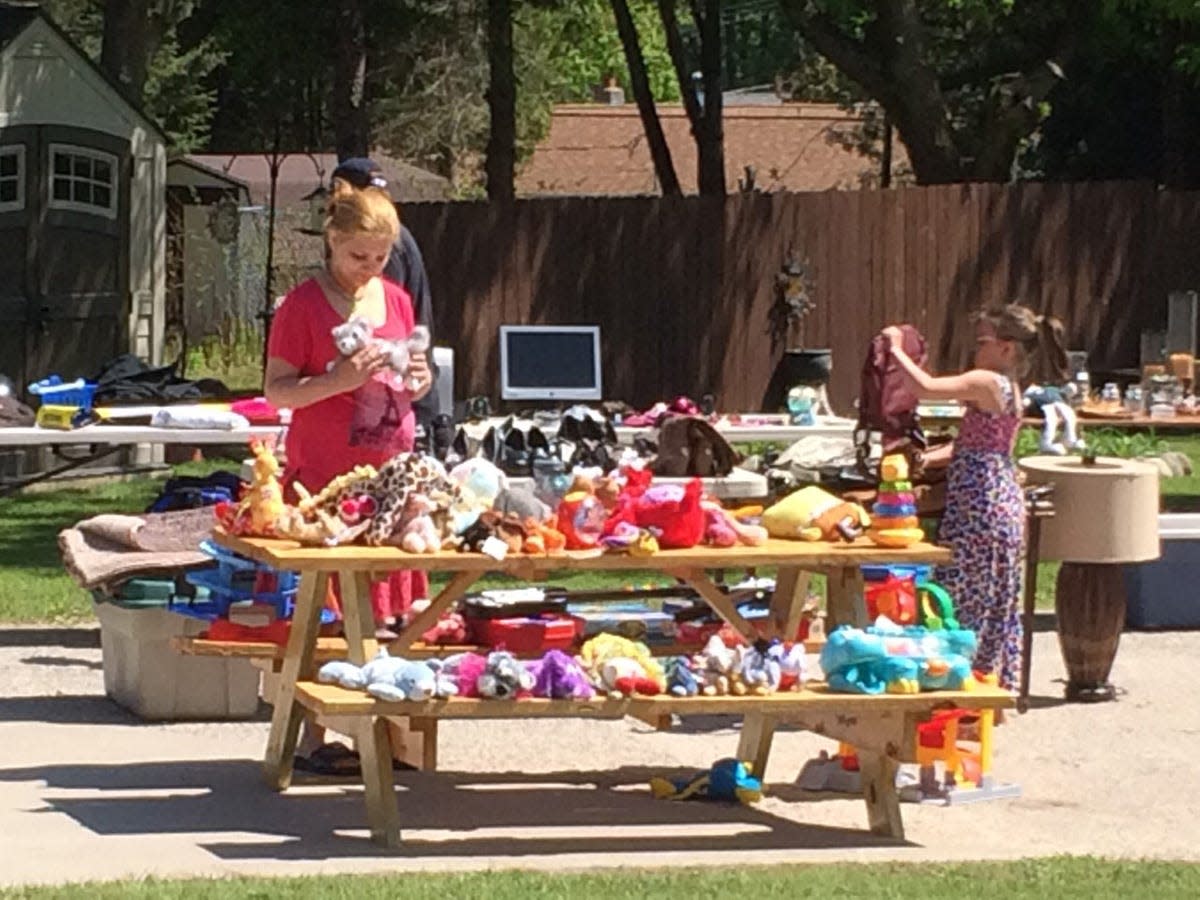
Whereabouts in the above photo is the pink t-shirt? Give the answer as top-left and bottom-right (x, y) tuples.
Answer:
(268, 276), (417, 495)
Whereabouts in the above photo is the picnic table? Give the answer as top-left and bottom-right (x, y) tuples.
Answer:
(203, 530), (1012, 848)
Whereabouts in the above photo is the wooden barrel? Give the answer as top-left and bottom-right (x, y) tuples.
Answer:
(1055, 562), (1126, 702)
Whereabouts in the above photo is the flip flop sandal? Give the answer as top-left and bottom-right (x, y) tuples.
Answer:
(294, 742), (361, 776)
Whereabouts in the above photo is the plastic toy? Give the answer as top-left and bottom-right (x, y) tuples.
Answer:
(650, 758), (763, 804)
(868, 454), (924, 548)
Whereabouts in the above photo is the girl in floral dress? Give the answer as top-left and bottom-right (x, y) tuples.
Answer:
(884, 306), (1069, 690)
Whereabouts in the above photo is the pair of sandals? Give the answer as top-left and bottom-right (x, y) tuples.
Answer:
(293, 741), (418, 777)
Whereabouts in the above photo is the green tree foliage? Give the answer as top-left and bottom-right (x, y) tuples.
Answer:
(42, 0), (224, 153)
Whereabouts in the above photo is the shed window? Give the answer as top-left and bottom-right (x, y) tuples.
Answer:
(0, 145), (24, 212)
(48, 145), (117, 218)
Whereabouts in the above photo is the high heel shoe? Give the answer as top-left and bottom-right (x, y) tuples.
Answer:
(503, 426), (532, 476)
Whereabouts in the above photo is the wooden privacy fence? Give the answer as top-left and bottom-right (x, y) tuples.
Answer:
(402, 182), (1200, 414)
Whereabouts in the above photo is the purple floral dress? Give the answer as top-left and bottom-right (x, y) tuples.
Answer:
(934, 375), (1025, 689)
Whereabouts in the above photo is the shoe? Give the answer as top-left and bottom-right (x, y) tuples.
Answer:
(430, 413), (455, 461)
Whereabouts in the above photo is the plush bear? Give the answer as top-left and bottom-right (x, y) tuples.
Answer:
(702, 500), (768, 547)
(527, 649), (595, 700)
(477, 650), (535, 699)
(397, 493), (443, 553)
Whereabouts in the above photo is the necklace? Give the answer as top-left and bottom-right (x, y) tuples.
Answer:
(319, 269), (373, 318)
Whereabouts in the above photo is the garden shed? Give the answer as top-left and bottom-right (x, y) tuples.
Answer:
(0, 1), (167, 393)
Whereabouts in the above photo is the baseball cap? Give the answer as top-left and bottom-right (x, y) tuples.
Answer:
(331, 157), (389, 191)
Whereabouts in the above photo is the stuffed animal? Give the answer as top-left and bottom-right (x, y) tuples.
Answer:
(527, 649), (595, 700)
(693, 634), (738, 695)
(702, 500), (769, 547)
(602, 472), (707, 549)
(331, 316), (431, 391)
(762, 485), (870, 542)
(441, 652), (488, 698)
(477, 651), (535, 699)
(738, 639), (784, 695)
(819, 620), (978, 695)
(599, 520), (660, 555)
(1026, 383), (1085, 455)
(317, 660), (367, 690)
(578, 633), (666, 697)
(650, 758), (763, 804)
(666, 656), (700, 697)
(397, 493), (443, 553)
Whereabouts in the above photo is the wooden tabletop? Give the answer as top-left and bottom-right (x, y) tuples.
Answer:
(293, 680), (1013, 719)
(213, 529), (952, 574)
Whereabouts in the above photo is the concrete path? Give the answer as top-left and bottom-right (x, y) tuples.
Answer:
(2, 625), (1197, 886)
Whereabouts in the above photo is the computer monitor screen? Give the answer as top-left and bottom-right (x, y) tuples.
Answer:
(499, 325), (602, 401)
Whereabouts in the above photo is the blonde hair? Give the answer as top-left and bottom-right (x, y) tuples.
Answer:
(972, 303), (1069, 383)
(324, 176), (400, 244)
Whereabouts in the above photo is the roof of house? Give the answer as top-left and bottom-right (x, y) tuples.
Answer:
(516, 101), (908, 197)
(185, 152), (452, 207)
(0, 0), (168, 141)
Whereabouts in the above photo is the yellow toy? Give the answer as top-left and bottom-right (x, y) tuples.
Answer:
(869, 453), (924, 548)
(240, 439), (286, 535)
(761, 485), (870, 542)
(577, 633), (666, 696)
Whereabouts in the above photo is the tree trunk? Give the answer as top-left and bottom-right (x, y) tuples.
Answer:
(101, 0), (153, 102)
(611, 0), (682, 196)
(485, 0), (517, 204)
(695, 0), (726, 195)
(331, 0), (370, 159)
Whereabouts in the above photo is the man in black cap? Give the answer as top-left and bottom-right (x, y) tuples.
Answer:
(330, 157), (442, 446)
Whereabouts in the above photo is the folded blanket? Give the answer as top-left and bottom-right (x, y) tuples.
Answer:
(150, 408), (251, 430)
(58, 507), (215, 592)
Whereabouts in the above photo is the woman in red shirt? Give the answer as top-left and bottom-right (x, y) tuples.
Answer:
(264, 175), (432, 637)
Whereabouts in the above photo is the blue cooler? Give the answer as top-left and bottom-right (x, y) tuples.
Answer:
(1124, 515), (1200, 629)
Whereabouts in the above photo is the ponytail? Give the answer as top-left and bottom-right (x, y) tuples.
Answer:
(1032, 313), (1070, 384)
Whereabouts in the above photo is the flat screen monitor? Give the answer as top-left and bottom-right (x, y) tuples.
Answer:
(499, 325), (602, 401)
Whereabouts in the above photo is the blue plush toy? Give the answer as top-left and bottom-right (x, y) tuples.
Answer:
(666, 656), (700, 697)
(820, 620), (978, 694)
(650, 758), (763, 804)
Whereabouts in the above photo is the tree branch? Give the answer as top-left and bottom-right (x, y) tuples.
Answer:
(780, 4), (892, 102)
(610, 0), (682, 196)
(657, 0), (703, 134)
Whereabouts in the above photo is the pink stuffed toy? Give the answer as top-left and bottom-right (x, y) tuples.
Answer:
(702, 501), (768, 547)
(445, 652), (489, 698)
(398, 493), (442, 553)
(604, 474), (706, 549)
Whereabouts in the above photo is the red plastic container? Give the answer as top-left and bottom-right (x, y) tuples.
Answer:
(468, 614), (581, 653)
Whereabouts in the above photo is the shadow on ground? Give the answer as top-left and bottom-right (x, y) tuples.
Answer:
(0, 759), (906, 861)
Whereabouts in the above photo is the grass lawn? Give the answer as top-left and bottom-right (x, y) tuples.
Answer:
(2, 429), (1198, 624)
(3, 858), (1200, 899)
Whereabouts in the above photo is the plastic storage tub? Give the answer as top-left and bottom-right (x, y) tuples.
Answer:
(467, 613), (581, 653)
(93, 577), (260, 720)
(28, 376), (97, 411)
(1124, 514), (1200, 629)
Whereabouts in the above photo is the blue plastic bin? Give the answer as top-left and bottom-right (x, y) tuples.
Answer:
(28, 376), (97, 411)
(177, 540), (334, 623)
(1124, 515), (1200, 629)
